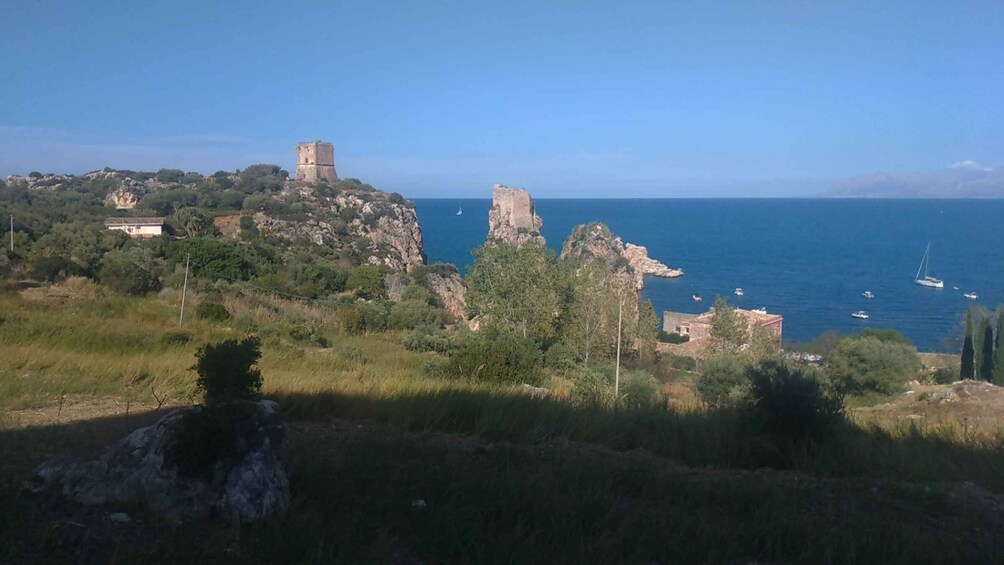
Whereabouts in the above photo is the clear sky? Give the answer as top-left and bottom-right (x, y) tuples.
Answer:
(1, 1), (1002, 197)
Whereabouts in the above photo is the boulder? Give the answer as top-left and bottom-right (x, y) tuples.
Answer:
(31, 400), (289, 523)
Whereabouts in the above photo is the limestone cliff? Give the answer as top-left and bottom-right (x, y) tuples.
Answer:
(252, 180), (426, 272)
(623, 243), (684, 281)
(487, 184), (545, 247)
(425, 267), (467, 321)
(561, 223), (682, 290)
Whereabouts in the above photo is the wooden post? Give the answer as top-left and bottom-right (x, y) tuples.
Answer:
(179, 254), (190, 327)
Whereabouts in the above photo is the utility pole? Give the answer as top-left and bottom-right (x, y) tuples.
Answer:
(9, 214), (12, 253)
(614, 290), (623, 404)
(178, 254), (190, 327)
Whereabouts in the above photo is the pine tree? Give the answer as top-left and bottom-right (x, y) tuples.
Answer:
(979, 323), (994, 382)
(960, 311), (975, 380)
(994, 309), (1004, 386)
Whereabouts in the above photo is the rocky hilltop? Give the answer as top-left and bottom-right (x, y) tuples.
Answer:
(561, 222), (683, 290)
(487, 184), (545, 247)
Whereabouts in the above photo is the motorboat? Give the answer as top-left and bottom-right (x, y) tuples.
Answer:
(914, 243), (944, 288)
(862, 291), (874, 299)
(851, 311), (869, 320)
(692, 294), (702, 302)
(952, 286), (960, 291)
(734, 288), (744, 296)
(751, 307), (767, 314)
(964, 292), (979, 300)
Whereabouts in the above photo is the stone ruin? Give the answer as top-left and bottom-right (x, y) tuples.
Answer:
(487, 184), (545, 247)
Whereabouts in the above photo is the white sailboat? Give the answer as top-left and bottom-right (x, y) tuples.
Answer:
(914, 243), (944, 288)
(456, 206), (463, 216)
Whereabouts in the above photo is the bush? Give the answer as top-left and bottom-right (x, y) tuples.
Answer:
(748, 360), (844, 442)
(192, 337), (263, 406)
(336, 305), (366, 335)
(196, 302), (230, 322)
(658, 331), (690, 344)
(99, 248), (162, 295)
(619, 368), (660, 409)
(567, 364), (659, 408)
(164, 403), (257, 479)
(347, 265), (385, 299)
(695, 354), (750, 408)
(543, 343), (576, 369)
(403, 326), (453, 354)
(826, 336), (921, 395)
(388, 299), (443, 330)
(449, 334), (541, 385)
(281, 316), (329, 347)
(659, 352), (697, 372)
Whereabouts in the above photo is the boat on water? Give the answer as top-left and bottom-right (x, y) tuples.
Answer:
(914, 243), (944, 288)
(751, 307), (767, 314)
(692, 294), (702, 302)
(456, 206), (463, 216)
(862, 291), (874, 299)
(734, 288), (744, 296)
(851, 311), (869, 320)
(953, 286), (960, 291)
(964, 292), (979, 300)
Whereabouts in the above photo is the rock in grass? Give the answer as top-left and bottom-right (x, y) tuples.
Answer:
(31, 400), (289, 523)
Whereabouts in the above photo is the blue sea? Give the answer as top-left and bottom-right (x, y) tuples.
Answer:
(413, 199), (1004, 352)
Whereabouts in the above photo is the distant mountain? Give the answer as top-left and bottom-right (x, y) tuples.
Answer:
(825, 167), (1004, 198)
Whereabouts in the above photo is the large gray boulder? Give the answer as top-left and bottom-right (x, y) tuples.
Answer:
(32, 400), (289, 523)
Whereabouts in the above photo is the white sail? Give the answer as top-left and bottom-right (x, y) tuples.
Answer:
(914, 243), (944, 288)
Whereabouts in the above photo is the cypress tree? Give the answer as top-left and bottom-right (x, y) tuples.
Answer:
(979, 323), (994, 382)
(994, 310), (1004, 386)
(960, 311), (975, 380)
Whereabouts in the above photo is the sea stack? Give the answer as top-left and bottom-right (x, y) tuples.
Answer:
(487, 184), (545, 247)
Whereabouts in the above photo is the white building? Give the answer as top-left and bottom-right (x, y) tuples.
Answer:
(104, 217), (165, 238)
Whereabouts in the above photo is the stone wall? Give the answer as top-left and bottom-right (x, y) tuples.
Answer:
(486, 184), (545, 247)
(295, 141), (338, 183)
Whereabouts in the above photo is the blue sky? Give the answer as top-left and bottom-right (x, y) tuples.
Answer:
(1, 1), (1002, 197)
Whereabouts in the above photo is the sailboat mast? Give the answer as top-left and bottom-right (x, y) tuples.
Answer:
(915, 243), (929, 280)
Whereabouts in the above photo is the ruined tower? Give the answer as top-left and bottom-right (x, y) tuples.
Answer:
(295, 140), (338, 183)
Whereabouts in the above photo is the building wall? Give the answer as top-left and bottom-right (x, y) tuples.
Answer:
(108, 224), (162, 238)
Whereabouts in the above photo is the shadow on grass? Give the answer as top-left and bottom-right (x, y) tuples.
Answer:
(2, 392), (1004, 563)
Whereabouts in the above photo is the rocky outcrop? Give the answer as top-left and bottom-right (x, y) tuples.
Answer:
(104, 177), (153, 209)
(487, 184), (545, 247)
(253, 181), (426, 272)
(425, 267), (467, 321)
(623, 243), (684, 281)
(561, 223), (682, 290)
(31, 400), (289, 524)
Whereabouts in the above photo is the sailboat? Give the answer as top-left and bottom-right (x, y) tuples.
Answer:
(914, 243), (944, 288)
(456, 205), (463, 216)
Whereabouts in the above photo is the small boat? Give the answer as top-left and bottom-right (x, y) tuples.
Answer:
(952, 286), (960, 291)
(914, 243), (944, 288)
(692, 294), (702, 302)
(862, 291), (874, 299)
(734, 288), (744, 296)
(964, 292), (979, 300)
(852, 311), (869, 320)
(456, 206), (463, 216)
(751, 307), (767, 314)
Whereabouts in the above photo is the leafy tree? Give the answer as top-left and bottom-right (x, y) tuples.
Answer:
(638, 299), (660, 362)
(196, 302), (230, 322)
(388, 299), (443, 330)
(169, 238), (253, 282)
(707, 296), (747, 355)
(856, 328), (912, 346)
(465, 242), (565, 344)
(695, 354), (750, 408)
(99, 247), (163, 295)
(748, 360), (843, 442)
(347, 264), (385, 299)
(27, 221), (126, 277)
(827, 336), (921, 395)
(448, 333), (542, 385)
(560, 260), (632, 362)
(192, 337), (263, 406)
(171, 207), (213, 238)
(238, 164), (288, 193)
(155, 168), (186, 184)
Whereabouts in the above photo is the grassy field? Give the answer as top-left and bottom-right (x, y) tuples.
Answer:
(2, 287), (1004, 563)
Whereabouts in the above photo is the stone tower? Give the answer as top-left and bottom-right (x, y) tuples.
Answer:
(295, 140), (338, 183)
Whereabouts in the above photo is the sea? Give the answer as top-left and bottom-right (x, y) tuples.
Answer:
(412, 198), (1004, 352)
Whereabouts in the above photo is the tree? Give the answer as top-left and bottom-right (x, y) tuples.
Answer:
(560, 260), (633, 363)
(347, 265), (385, 299)
(827, 336), (921, 395)
(155, 168), (185, 184)
(638, 299), (660, 362)
(193, 337), (263, 406)
(171, 207), (212, 238)
(979, 321), (994, 382)
(465, 242), (565, 344)
(695, 354), (749, 408)
(961, 310), (976, 380)
(994, 308), (1004, 386)
(99, 247), (163, 295)
(707, 296), (747, 355)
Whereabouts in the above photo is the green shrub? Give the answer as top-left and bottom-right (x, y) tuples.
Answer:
(543, 343), (576, 369)
(336, 305), (365, 335)
(403, 326), (453, 354)
(826, 336), (921, 395)
(695, 354), (750, 408)
(388, 299), (443, 330)
(619, 368), (660, 409)
(164, 403), (257, 479)
(347, 265), (385, 299)
(192, 337), (263, 406)
(659, 352), (697, 372)
(658, 331), (690, 344)
(195, 302), (230, 322)
(567, 364), (659, 408)
(281, 316), (329, 347)
(99, 248), (162, 295)
(748, 360), (844, 442)
(449, 334), (542, 385)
